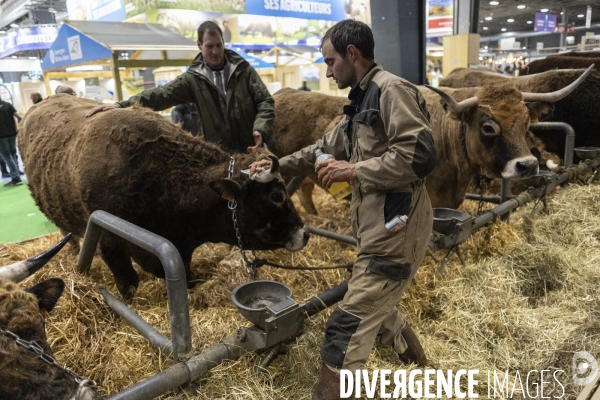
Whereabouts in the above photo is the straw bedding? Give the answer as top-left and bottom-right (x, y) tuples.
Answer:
(1, 181), (599, 399)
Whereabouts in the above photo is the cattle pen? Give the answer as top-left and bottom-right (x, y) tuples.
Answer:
(2, 145), (600, 399)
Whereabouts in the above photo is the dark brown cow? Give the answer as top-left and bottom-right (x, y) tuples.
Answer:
(523, 56), (600, 75)
(19, 96), (309, 299)
(441, 67), (600, 159)
(0, 235), (101, 400)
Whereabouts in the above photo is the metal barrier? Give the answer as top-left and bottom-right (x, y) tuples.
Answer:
(77, 210), (192, 360)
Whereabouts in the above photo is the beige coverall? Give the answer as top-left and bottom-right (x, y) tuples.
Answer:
(280, 65), (437, 371)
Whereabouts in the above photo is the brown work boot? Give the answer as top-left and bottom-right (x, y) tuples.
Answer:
(312, 363), (341, 400)
(398, 323), (428, 367)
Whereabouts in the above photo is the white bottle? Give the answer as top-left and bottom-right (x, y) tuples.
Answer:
(314, 148), (353, 201)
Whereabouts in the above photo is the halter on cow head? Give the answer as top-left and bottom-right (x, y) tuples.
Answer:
(425, 65), (593, 180)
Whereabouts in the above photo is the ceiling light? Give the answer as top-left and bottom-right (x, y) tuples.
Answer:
(501, 28), (507, 31)
(0, 30), (5, 34)
(483, 26), (489, 30)
(522, 46), (526, 49)
(10, 23), (19, 28)
(507, 18), (514, 22)
(489, 1), (499, 5)
(540, 8), (548, 12)
(29, 56), (37, 59)
(517, 5), (525, 9)
(578, 14), (584, 18)
(485, 16), (493, 21)
(11, 55), (17, 58)
(527, 20), (533, 24)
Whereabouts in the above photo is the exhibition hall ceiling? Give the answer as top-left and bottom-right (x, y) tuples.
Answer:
(478, 0), (600, 36)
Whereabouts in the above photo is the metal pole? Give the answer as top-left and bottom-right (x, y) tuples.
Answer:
(107, 281), (349, 400)
(500, 178), (512, 222)
(97, 285), (172, 356)
(77, 210), (191, 360)
(530, 122), (575, 168)
(306, 225), (357, 246)
(465, 193), (501, 204)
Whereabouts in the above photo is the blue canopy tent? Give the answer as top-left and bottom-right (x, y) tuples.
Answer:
(233, 50), (275, 69)
(42, 20), (198, 100)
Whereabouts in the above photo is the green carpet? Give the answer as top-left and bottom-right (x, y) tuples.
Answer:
(0, 180), (59, 243)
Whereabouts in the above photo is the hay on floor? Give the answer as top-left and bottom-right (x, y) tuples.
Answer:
(1, 181), (599, 399)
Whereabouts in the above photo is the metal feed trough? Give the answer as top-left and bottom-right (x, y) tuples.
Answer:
(76, 210), (348, 400)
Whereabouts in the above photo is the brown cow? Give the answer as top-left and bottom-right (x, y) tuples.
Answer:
(273, 88), (347, 214)
(441, 67), (600, 159)
(0, 235), (101, 400)
(273, 71), (589, 211)
(19, 95), (309, 299)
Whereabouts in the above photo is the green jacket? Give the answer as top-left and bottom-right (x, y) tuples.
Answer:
(118, 49), (275, 154)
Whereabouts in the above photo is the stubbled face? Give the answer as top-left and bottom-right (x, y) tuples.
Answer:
(198, 32), (225, 70)
(464, 86), (539, 179)
(322, 39), (355, 89)
(236, 179), (309, 251)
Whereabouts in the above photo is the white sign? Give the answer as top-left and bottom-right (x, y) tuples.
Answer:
(586, 6), (592, 29)
(67, 35), (83, 61)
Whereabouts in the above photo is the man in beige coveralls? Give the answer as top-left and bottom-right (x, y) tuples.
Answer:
(250, 20), (437, 399)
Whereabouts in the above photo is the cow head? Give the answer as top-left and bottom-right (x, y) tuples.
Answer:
(209, 154), (310, 252)
(0, 235), (102, 400)
(425, 65), (592, 179)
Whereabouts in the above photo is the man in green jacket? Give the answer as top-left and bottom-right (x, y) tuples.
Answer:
(86, 21), (275, 154)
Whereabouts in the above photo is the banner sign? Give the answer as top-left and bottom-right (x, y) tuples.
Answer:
(534, 12), (557, 33)
(0, 26), (59, 59)
(42, 23), (112, 70)
(427, 0), (453, 37)
(67, 0), (126, 22)
(246, 0), (344, 22)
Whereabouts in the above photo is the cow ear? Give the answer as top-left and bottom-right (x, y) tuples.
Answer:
(527, 101), (554, 122)
(26, 278), (65, 312)
(209, 179), (242, 201)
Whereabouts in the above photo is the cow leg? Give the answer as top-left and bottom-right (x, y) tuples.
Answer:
(129, 244), (197, 289)
(99, 233), (139, 300)
(296, 178), (318, 215)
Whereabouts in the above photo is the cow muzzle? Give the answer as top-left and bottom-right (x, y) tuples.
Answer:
(285, 225), (310, 252)
(502, 156), (539, 179)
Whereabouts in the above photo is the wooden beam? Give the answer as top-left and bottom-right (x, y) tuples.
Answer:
(112, 52), (123, 102)
(116, 59), (191, 68)
(45, 71), (114, 79)
(130, 50), (142, 60)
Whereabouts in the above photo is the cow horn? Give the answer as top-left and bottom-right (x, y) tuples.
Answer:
(0, 233), (72, 283)
(268, 154), (280, 174)
(424, 85), (479, 114)
(521, 64), (594, 103)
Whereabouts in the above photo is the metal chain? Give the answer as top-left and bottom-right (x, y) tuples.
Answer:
(0, 326), (96, 388)
(227, 156), (259, 278)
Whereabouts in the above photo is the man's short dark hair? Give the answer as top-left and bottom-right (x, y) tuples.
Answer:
(30, 92), (42, 104)
(321, 19), (375, 60)
(197, 21), (223, 44)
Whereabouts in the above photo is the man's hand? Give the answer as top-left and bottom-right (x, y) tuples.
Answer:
(316, 159), (357, 189)
(248, 159), (272, 175)
(247, 131), (264, 152)
(86, 103), (122, 118)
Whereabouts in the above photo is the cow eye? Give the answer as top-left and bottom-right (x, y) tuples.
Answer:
(271, 192), (284, 203)
(481, 121), (500, 136)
